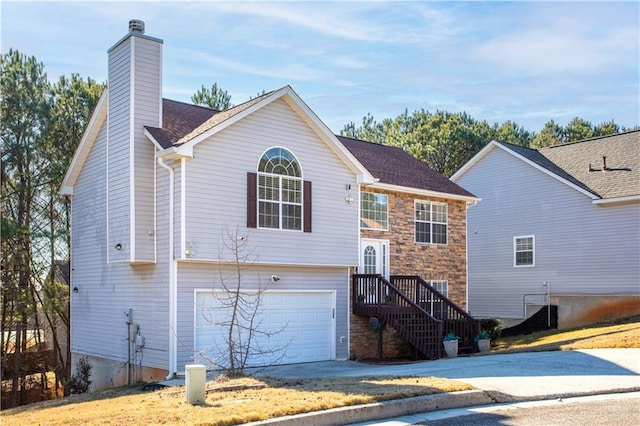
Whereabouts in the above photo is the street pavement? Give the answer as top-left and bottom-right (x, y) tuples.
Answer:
(243, 349), (640, 425)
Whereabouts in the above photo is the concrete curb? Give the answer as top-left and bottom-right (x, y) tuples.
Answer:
(245, 386), (640, 426)
(245, 390), (494, 426)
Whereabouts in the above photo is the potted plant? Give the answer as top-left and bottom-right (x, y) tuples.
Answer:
(443, 332), (459, 358)
(474, 330), (491, 352)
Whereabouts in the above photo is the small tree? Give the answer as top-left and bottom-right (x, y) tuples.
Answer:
(198, 228), (289, 376)
(68, 356), (92, 394)
(191, 83), (233, 110)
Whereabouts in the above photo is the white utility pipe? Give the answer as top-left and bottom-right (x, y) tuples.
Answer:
(158, 157), (177, 380)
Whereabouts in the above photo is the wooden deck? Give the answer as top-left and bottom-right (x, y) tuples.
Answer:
(353, 274), (480, 358)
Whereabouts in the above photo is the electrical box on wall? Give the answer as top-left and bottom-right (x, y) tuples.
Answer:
(129, 324), (139, 341)
(135, 335), (145, 348)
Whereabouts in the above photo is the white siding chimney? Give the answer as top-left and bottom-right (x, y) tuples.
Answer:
(107, 20), (163, 263)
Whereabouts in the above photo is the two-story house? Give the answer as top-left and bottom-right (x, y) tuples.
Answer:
(452, 132), (640, 329)
(61, 20), (478, 390)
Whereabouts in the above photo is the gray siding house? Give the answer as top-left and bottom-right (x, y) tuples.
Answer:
(61, 21), (478, 390)
(452, 132), (640, 328)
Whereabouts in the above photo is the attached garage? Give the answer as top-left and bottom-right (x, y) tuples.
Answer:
(195, 290), (336, 368)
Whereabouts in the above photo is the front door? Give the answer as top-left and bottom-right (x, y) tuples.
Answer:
(360, 239), (390, 279)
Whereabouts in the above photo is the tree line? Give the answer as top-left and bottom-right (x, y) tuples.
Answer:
(1, 49), (103, 406)
(1, 49), (636, 403)
(341, 111), (636, 177)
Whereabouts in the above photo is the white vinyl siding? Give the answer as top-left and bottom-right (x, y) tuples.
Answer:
(182, 99), (359, 266)
(70, 120), (170, 370)
(132, 37), (162, 262)
(456, 146), (640, 319)
(107, 35), (161, 263)
(107, 40), (132, 262)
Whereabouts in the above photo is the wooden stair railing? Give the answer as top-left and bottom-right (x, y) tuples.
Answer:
(352, 274), (443, 359)
(390, 275), (481, 353)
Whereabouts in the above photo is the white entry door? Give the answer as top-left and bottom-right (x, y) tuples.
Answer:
(360, 239), (390, 279)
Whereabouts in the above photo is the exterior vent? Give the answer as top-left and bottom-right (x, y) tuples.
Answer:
(129, 19), (145, 34)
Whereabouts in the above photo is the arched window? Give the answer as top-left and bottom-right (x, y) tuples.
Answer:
(256, 147), (303, 230)
(363, 245), (377, 274)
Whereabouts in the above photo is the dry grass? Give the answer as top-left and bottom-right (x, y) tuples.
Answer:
(3, 316), (638, 425)
(492, 315), (640, 353)
(0, 375), (472, 425)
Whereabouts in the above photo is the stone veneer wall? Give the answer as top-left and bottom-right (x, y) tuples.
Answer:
(350, 189), (469, 361)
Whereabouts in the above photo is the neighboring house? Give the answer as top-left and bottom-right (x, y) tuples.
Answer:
(60, 21), (478, 390)
(452, 131), (640, 329)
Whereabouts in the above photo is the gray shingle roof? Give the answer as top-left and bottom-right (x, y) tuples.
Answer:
(498, 130), (639, 199)
(147, 99), (475, 198)
(540, 130), (639, 199)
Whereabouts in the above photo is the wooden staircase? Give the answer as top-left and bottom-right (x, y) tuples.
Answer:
(352, 274), (480, 359)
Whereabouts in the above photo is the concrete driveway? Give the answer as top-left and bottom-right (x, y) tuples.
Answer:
(249, 349), (640, 400)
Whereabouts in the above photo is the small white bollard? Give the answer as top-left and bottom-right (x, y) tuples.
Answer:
(185, 364), (206, 404)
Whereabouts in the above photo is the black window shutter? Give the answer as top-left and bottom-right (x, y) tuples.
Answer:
(247, 172), (257, 228)
(303, 180), (312, 233)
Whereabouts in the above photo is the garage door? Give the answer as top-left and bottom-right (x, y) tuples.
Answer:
(195, 290), (335, 368)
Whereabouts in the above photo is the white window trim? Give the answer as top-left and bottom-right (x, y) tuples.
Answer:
(514, 235), (535, 267)
(414, 200), (448, 245)
(257, 146), (303, 232)
(360, 192), (389, 231)
(430, 280), (448, 297)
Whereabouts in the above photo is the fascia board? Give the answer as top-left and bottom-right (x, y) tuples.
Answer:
(175, 85), (375, 184)
(59, 90), (108, 196)
(278, 88), (375, 184)
(452, 140), (599, 201)
(174, 90), (284, 155)
(593, 194), (640, 205)
(492, 142), (600, 200)
(369, 182), (481, 203)
(450, 140), (499, 182)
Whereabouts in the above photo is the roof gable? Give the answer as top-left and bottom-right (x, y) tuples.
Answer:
(59, 91), (108, 195)
(452, 131), (640, 203)
(149, 86), (375, 183)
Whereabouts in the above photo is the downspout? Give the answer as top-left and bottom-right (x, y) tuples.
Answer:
(157, 157), (177, 380)
(465, 200), (478, 312)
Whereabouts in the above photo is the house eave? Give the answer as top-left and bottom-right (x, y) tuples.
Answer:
(59, 90), (108, 195)
(156, 145), (193, 160)
(59, 186), (74, 197)
(592, 194), (640, 205)
(368, 182), (481, 203)
(453, 140), (600, 201)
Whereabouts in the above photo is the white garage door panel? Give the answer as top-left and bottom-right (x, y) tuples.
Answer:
(195, 291), (334, 367)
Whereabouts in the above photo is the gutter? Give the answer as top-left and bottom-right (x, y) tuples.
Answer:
(157, 157), (177, 379)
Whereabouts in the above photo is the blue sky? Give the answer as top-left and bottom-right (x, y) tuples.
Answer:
(2, 1), (638, 134)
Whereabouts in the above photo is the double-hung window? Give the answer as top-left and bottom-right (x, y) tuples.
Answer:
(415, 201), (448, 244)
(514, 235), (535, 267)
(360, 192), (388, 230)
(256, 147), (302, 231)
